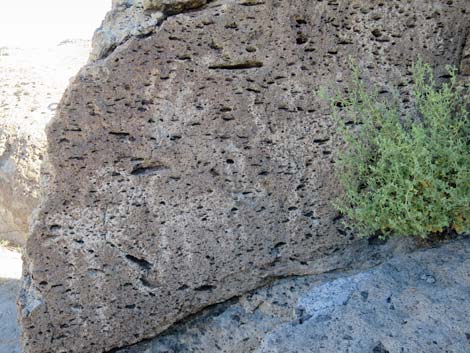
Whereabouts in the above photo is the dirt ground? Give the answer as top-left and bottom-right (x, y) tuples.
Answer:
(0, 246), (21, 353)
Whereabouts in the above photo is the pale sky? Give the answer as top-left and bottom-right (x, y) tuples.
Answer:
(0, 0), (111, 47)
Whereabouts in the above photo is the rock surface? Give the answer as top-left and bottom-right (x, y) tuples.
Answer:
(90, 0), (213, 62)
(143, 0), (209, 14)
(0, 127), (42, 247)
(90, 0), (164, 61)
(20, 1), (470, 353)
(461, 34), (470, 75)
(3, 239), (469, 353)
(115, 238), (470, 353)
(0, 42), (90, 246)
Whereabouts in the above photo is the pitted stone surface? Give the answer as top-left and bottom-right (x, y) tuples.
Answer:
(461, 34), (470, 75)
(90, 0), (212, 62)
(115, 238), (470, 353)
(20, 1), (470, 353)
(90, 0), (164, 62)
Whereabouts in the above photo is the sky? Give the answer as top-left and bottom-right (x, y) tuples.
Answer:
(0, 0), (111, 47)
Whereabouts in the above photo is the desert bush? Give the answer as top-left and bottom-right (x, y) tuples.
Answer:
(324, 59), (470, 239)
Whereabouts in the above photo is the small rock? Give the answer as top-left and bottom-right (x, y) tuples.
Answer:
(372, 342), (390, 353)
(420, 274), (436, 284)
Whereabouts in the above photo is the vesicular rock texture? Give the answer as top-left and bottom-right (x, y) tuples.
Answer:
(90, 0), (163, 62)
(115, 238), (470, 353)
(20, 1), (470, 353)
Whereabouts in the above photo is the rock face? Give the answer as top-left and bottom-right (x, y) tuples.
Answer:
(90, 0), (164, 61)
(90, 1), (209, 62)
(143, 0), (209, 13)
(0, 43), (90, 246)
(116, 238), (470, 353)
(20, 1), (470, 353)
(461, 34), (470, 75)
(0, 127), (42, 246)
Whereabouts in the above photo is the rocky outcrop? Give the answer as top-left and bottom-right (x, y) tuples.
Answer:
(116, 238), (470, 353)
(0, 127), (42, 246)
(0, 43), (90, 246)
(20, 1), (470, 353)
(90, 0), (164, 61)
(143, 0), (209, 14)
(461, 34), (470, 75)
(90, 1), (211, 62)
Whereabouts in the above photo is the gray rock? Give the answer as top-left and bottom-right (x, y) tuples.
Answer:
(461, 35), (470, 75)
(117, 238), (470, 353)
(20, 1), (470, 353)
(143, 0), (209, 13)
(0, 128), (42, 246)
(90, 0), (164, 61)
(90, 0), (213, 62)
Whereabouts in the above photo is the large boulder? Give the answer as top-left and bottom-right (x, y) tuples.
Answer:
(19, 1), (470, 353)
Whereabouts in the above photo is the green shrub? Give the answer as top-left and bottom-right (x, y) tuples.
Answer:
(324, 59), (470, 239)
